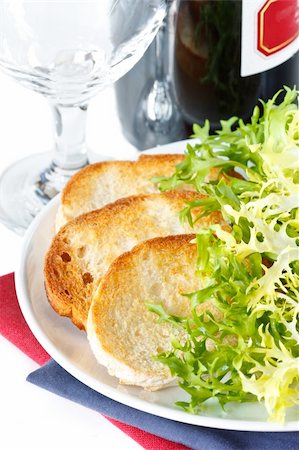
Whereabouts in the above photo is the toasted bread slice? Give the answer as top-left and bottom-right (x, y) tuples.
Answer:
(45, 191), (225, 330)
(57, 154), (185, 229)
(87, 234), (199, 390)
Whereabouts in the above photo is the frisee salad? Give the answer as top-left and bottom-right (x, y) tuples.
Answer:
(151, 86), (299, 423)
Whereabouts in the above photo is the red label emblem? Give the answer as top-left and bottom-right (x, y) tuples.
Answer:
(257, 0), (299, 56)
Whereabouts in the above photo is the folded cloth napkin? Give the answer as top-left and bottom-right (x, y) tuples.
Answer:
(1, 273), (298, 450)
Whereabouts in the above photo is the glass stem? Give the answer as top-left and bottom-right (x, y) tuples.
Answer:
(51, 103), (89, 170)
(155, 11), (167, 81)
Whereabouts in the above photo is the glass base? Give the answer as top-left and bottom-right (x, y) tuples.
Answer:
(0, 151), (110, 235)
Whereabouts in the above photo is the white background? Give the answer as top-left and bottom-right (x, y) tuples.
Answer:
(0, 72), (143, 450)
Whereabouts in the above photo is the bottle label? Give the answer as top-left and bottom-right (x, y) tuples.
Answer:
(241, 0), (299, 77)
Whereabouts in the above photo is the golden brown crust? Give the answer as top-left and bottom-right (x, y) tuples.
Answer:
(62, 154), (186, 205)
(60, 154), (185, 225)
(45, 191), (225, 330)
(137, 153), (185, 164)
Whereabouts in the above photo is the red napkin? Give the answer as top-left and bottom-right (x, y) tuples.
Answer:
(0, 272), (189, 450)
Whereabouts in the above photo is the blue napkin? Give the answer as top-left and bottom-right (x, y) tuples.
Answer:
(27, 360), (298, 450)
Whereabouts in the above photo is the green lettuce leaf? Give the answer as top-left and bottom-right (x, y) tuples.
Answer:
(151, 87), (299, 423)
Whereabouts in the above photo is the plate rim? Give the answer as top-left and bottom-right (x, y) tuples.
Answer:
(15, 141), (299, 433)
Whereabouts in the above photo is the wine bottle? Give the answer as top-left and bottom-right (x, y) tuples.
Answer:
(114, 0), (299, 149)
(241, 0), (299, 99)
(174, 0), (299, 131)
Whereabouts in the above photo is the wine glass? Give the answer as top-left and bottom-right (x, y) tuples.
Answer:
(114, 0), (185, 150)
(133, 0), (185, 148)
(0, 0), (166, 234)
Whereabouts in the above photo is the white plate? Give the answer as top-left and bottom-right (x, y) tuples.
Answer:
(15, 141), (299, 432)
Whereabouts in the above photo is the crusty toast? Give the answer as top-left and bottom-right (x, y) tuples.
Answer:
(87, 234), (200, 390)
(45, 191), (225, 330)
(56, 154), (185, 229)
